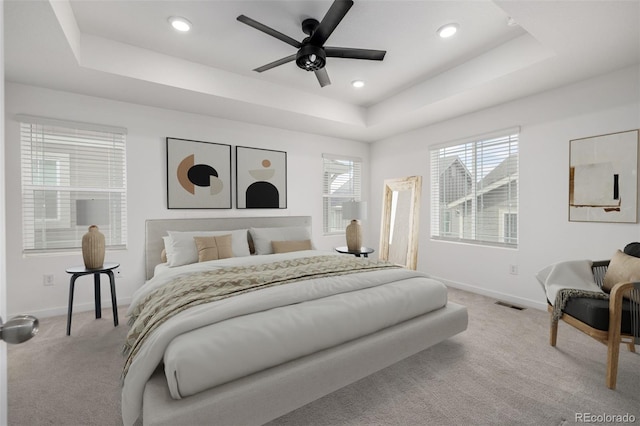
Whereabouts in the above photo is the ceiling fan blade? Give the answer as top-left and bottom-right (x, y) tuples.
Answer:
(325, 47), (386, 61)
(253, 54), (297, 73)
(237, 15), (302, 49)
(315, 68), (331, 87)
(309, 0), (354, 46)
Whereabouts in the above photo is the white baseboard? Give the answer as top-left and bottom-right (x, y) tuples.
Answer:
(10, 296), (132, 319)
(436, 277), (547, 311)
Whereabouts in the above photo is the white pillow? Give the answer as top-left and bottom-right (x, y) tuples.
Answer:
(249, 226), (313, 255)
(165, 229), (250, 267)
(162, 236), (171, 263)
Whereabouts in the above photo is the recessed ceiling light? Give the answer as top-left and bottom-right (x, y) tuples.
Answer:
(437, 23), (459, 38)
(351, 80), (365, 88)
(169, 16), (192, 32)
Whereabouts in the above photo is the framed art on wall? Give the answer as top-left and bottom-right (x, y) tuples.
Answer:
(166, 137), (232, 209)
(236, 146), (287, 209)
(569, 129), (639, 222)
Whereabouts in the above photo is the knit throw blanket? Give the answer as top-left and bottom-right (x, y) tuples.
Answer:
(122, 255), (400, 378)
(552, 288), (609, 322)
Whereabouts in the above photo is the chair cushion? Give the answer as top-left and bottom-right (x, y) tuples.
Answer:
(603, 250), (640, 303)
(563, 296), (637, 334)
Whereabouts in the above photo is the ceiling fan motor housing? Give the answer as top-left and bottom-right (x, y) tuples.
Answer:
(296, 44), (326, 71)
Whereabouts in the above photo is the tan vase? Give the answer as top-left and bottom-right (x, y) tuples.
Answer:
(345, 219), (362, 252)
(82, 225), (105, 269)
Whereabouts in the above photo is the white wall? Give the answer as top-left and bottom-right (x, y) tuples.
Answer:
(4, 83), (370, 317)
(5, 65), (639, 317)
(370, 65), (640, 310)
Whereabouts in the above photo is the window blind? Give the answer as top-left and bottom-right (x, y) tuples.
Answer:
(430, 132), (519, 247)
(19, 116), (128, 252)
(322, 154), (362, 235)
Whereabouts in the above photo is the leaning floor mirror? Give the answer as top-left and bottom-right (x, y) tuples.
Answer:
(379, 176), (422, 270)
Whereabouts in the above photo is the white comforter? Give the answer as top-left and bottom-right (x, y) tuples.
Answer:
(122, 250), (448, 425)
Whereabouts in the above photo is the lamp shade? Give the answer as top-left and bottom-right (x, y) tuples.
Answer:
(76, 199), (109, 226)
(342, 201), (367, 221)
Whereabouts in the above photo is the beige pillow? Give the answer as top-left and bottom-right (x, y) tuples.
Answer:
(603, 250), (640, 302)
(271, 239), (312, 254)
(193, 234), (233, 262)
(161, 249), (167, 263)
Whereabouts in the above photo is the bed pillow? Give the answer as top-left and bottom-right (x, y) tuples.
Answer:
(271, 239), (312, 254)
(161, 236), (171, 263)
(249, 226), (313, 255)
(194, 234), (233, 262)
(166, 229), (250, 267)
(603, 249), (640, 302)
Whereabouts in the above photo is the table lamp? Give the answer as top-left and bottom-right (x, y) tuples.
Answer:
(342, 201), (367, 251)
(76, 199), (109, 269)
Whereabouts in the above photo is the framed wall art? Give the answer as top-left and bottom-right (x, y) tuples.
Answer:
(166, 137), (232, 209)
(569, 129), (639, 223)
(236, 146), (287, 209)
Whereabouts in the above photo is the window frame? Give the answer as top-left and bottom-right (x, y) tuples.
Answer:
(430, 129), (519, 248)
(19, 115), (128, 253)
(322, 153), (362, 236)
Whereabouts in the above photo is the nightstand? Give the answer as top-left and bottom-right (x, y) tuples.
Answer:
(65, 262), (119, 336)
(334, 246), (375, 258)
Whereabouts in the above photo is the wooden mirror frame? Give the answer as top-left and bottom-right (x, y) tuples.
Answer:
(379, 176), (422, 270)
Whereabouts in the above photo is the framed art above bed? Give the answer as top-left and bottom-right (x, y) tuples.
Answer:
(236, 146), (287, 209)
(166, 137), (232, 209)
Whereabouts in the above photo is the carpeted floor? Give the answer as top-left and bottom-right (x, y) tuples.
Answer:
(8, 288), (640, 426)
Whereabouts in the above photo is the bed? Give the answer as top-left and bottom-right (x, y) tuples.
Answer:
(122, 216), (468, 426)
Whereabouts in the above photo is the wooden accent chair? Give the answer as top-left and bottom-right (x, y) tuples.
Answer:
(548, 260), (640, 389)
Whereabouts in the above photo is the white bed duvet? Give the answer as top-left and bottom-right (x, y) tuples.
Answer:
(121, 250), (448, 425)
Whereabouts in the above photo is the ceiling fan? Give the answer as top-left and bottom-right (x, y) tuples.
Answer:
(237, 0), (386, 88)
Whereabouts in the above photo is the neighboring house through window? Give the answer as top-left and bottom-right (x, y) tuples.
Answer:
(430, 130), (519, 247)
(322, 154), (362, 235)
(19, 115), (127, 252)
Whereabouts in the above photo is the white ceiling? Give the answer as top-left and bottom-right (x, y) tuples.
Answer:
(4, 0), (640, 142)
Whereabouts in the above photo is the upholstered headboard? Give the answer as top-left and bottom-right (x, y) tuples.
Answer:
(145, 216), (312, 280)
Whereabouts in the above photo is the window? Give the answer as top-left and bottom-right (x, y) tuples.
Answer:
(430, 130), (518, 247)
(19, 115), (127, 252)
(322, 154), (362, 234)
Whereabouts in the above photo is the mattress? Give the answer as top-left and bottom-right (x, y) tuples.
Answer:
(164, 274), (447, 398)
(122, 250), (449, 425)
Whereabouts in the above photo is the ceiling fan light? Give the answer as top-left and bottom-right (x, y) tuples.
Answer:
(296, 45), (326, 71)
(351, 80), (365, 88)
(437, 23), (458, 38)
(169, 16), (192, 32)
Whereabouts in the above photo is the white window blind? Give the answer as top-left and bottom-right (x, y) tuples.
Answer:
(19, 115), (127, 252)
(322, 154), (362, 234)
(430, 131), (519, 247)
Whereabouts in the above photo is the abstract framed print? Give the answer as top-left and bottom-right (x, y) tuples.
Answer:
(569, 129), (639, 222)
(166, 137), (232, 209)
(236, 146), (287, 209)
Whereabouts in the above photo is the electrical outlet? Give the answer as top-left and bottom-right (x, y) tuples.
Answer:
(509, 264), (519, 275)
(43, 274), (55, 286)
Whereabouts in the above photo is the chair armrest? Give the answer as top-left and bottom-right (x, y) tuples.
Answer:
(608, 281), (640, 341)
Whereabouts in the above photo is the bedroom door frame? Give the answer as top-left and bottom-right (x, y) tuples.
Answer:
(1, 4), (8, 423)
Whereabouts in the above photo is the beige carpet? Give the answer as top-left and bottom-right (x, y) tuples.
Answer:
(8, 288), (640, 426)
